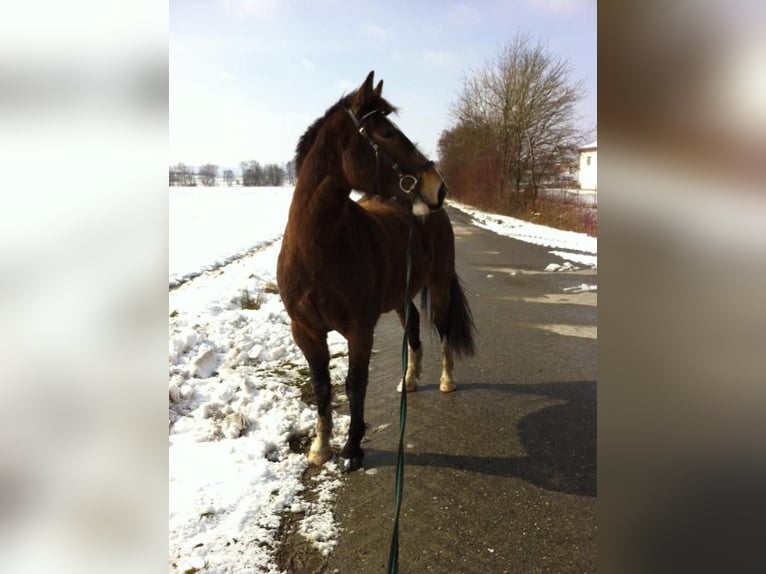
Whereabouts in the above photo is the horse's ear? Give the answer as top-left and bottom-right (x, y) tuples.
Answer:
(374, 79), (383, 96)
(352, 71), (376, 111)
(361, 70), (375, 93)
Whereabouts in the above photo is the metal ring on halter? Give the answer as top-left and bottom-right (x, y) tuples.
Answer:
(399, 174), (418, 194)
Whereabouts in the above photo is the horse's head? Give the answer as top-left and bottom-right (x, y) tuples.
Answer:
(342, 71), (447, 215)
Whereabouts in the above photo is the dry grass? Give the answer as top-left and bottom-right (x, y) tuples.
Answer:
(523, 200), (598, 236)
(239, 288), (263, 310)
(451, 192), (597, 236)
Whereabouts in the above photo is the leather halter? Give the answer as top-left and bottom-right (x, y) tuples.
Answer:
(344, 107), (434, 198)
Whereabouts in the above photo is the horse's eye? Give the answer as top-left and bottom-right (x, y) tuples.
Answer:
(380, 128), (396, 140)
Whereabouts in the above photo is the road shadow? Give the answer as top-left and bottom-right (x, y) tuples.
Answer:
(365, 380), (596, 497)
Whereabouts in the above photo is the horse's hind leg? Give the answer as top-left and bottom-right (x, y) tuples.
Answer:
(340, 329), (374, 471)
(291, 323), (332, 466)
(438, 336), (456, 393)
(395, 301), (422, 392)
(430, 288), (457, 392)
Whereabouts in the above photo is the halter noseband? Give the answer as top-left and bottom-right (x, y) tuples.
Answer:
(345, 107), (432, 197)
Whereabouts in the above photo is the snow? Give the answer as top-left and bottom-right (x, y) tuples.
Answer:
(169, 186), (293, 287)
(563, 283), (598, 293)
(169, 186), (349, 573)
(448, 199), (597, 270)
(169, 187), (598, 572)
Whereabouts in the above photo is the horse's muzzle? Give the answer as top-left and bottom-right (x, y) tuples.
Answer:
(410, 165), (446, 215)
(412, 182), (445, 216)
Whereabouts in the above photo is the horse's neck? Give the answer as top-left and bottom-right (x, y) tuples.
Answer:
(289, 131), (354, 231)
(288, 174), (352, 234)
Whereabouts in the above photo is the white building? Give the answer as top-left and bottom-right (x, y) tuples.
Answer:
(578, 141), (597, 192)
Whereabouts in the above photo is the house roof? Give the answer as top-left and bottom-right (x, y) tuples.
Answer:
(579, 140), (597, 152)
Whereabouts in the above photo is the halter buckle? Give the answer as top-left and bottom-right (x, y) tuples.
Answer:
(399, 174), (418, 194)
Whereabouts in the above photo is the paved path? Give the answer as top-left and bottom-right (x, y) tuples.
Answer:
(285, 206), (597, 573)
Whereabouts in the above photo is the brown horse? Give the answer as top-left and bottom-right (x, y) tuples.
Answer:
(277, 71), (475, 471)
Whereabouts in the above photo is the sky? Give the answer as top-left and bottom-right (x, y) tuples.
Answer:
(170, 0), (596, 168)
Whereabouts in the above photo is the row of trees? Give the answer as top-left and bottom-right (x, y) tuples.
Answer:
(240, 160), (297, 187)
(438, 33), (590, 212)
(169, 160), (297, 187)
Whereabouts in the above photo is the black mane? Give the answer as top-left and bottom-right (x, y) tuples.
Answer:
(295, 97), (346, 177)
(294, 92), (397, 177)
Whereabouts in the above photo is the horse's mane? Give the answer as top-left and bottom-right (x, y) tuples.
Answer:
(294, 92), (397, 177)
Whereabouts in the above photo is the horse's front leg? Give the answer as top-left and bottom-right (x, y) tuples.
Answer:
(291, 322), (332, 466)
(309, 362), (333, 465)
(340, 330), (374, 471)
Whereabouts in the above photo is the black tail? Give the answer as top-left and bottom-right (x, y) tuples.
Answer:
(420, 276), (476, 357)
(447, 274), (476, 357)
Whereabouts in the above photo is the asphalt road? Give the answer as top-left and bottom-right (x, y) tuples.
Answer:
(280, 206), (597, 573)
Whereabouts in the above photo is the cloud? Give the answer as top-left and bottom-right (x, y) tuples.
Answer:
(299, 58), (316, 72)
(221, 0), (282, 17)
(448, 2), (482, 24)
(363, 24), (389, 39)
(528, 0), (591, 13)
(423, 49), (458, 66)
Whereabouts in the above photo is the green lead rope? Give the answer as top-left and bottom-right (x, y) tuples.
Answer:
(387, 213), (415, 574)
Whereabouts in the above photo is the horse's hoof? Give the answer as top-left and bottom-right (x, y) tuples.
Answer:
(396, 378), (417, 393)
(439, 379), (457, 393)
(340, 445), (364, 471)
(342, 455), (364, 472)
(308, 442), (332, 466)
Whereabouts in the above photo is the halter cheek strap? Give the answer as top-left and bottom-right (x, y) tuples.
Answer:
(345, 107), (429, 196)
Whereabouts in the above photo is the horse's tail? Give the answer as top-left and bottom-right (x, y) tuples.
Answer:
(419, 275), (476, 357)
(420, 286), (430, 320)
(447, 274), (476, 358)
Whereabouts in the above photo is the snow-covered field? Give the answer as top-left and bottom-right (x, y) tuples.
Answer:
(168, 187), (597, 573)
(169, 187), (294, 287)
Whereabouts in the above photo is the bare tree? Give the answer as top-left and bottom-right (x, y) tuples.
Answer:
(264, 163), (285, 186)
(198, 163), (218, 186)
(443, 32), (585, 210)
(284, 159), (296, 185)
(240, 160), (263, 186)
(223, 169), (235, 186)
(239, 161), (286, 186)
(172, 162), (194, 186)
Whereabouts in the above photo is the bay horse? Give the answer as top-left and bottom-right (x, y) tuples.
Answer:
(277, 71), (475, 471)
